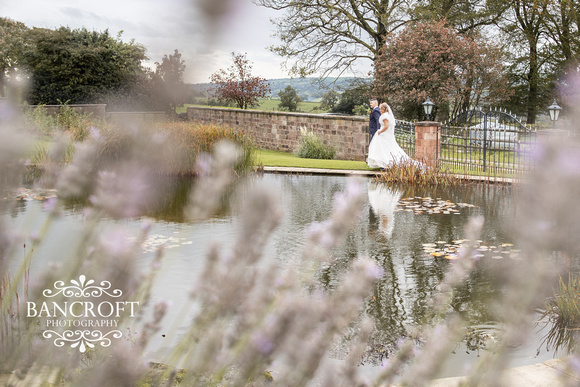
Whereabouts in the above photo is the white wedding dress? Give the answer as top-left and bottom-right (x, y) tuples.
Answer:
(367, 108), (416, 169)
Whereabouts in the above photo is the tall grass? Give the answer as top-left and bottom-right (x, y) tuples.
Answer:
(22, 104), (99, 141)
(375, 160), (462, 187)
(539, 273), (580, 355)
(154, 121), (255, 175)
(295, 127), (336, 159)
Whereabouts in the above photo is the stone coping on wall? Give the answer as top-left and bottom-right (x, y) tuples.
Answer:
(188, 105), (367, 122)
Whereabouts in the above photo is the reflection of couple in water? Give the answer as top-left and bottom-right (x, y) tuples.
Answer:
(367, 181), (402, 239)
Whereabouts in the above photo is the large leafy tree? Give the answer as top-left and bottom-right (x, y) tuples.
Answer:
(498, 0), (550, 124)
(0, 18), (29, 98)
(410, 0), (506, 34)
(210, 52), (270, 109)
(253, 0), (411, 78)
(278, 85), (301, 112)
(332, 81), (373, 115)
(20, 27), (147, 105)
(151, 49), (188, 114)
(373, 20), (510, 121)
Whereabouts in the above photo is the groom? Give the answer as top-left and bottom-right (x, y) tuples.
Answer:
(369, 98), (381, 144)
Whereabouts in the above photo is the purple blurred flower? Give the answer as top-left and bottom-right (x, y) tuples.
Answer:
(99, 228), (133, 257)
(251, 332), (274, 355)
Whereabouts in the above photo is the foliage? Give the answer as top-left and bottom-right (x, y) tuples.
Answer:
(373, 20), (511, 121)
(319, 90), (340, 111)
(498, 0), (550, 124)
(294, 127), (336, 160)
(210, 52), (270, 109)
(353, 104), (369, 116)
(20, 27), (147, 106)
(410, 0), (505, 34)
(151, 49), (189, 115)
(332, 81), (373, 115)
(254, 0), (410, 78)
(0, 17), (29, 98)
(155, 122), (256, 174)
(277, 85), (301, 112)
(22, 104), (99, 141)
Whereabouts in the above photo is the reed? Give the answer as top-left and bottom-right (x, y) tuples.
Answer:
(375, 160), (462, 187)
(538, 273), (580, 355)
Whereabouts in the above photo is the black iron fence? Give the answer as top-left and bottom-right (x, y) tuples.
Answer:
(393, 109), (539, 176)
(396, 119), (416, 158)
(439, 109), (537, 176)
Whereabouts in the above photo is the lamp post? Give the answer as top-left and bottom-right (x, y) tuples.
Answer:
(548, 99), (562, 129)
(422, 97), (435, 121)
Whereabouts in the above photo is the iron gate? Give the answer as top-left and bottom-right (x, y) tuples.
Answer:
(439, 108), (537, 175)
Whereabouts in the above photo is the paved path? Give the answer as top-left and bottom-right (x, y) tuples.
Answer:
(427, 358), (580, 386)
(262, 166), (516, 184)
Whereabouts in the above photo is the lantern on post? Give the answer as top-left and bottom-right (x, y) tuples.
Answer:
(547, 99), (562, 129)
(422, 97), (435, 121)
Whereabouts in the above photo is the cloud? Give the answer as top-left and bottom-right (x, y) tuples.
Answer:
(0, 0), (288, 82)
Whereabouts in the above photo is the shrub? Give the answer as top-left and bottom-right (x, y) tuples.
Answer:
(295, 127), (336, 159)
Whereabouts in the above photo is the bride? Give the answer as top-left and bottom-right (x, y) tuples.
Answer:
(367, 102), (418, 169)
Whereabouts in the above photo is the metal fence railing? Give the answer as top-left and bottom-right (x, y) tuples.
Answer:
(438, 125), (538, 176)
(395, 120), (415, 158)
(393, 109), (541, 176)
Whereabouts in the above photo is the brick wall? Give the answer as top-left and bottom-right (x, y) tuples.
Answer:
(187, 106), (369, 161)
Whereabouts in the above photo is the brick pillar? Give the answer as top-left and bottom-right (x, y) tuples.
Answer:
(415, 121), (440, 168)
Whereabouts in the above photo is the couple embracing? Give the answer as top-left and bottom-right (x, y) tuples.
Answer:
(367, 98), (420, 169)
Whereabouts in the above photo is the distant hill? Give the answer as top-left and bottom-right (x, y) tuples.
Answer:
(190, 77), (369, 102)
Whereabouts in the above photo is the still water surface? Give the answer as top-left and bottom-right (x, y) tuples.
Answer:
(3, 173), (559, 378)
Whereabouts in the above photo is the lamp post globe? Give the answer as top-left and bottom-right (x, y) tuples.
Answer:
(548, 99), (562, 128)
(422, 97), (435, 121)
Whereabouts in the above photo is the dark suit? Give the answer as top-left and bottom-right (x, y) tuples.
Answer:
(369, 106), (381, 143)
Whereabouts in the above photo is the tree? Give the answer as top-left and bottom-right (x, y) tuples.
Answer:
(319, 90), (340, 111)
(253, 0), (411, 78)
(373, 20), (510, 121)
(0, 18), (29, 98)
(499, 0), (550, 124)
(410, 0), (506, 34)
(332, 81), (373, 115)
(152, 49), (188, 114)
(20, 27), (147, 105)
(278, 85), (301, 111)
(210, 52), (270, 109)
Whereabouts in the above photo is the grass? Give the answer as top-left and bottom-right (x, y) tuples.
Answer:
(256, 149), (371, 170)
(538, 273), (580, 355)
(177, 99), (329, 114)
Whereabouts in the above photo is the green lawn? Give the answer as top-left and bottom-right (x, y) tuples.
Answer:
(255, 149), (372, 170)
(178, 99), (329, 114)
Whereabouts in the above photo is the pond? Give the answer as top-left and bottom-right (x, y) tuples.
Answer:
(2, 173), (561, 379)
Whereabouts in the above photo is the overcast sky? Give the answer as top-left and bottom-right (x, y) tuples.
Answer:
(0, 0), (287, 83)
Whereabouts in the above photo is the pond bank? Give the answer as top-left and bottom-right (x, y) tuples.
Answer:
(263, 166), (517, 184)
(426, 357), (579, 386)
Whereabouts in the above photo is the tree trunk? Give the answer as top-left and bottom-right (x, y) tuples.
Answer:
(527, 39), (538, 124)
